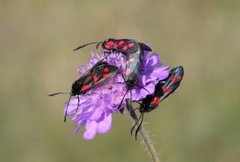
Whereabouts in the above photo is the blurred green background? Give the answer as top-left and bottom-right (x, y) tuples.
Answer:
(1, 0), (240, 162)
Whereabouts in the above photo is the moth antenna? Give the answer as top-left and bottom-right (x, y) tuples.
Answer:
(130, 113), (142, 136)
(48, 92), (69, 96)
(135, 113), (144, 140)
(64, 95), (72, 122)
(75, 96), (81, 113)
(73, 42), (99, 51)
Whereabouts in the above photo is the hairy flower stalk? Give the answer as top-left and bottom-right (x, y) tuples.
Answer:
(126, 99), (160, 162)
(64, 50), (169, 140)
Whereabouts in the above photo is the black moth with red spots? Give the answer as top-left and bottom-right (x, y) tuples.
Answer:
(74, 38), (152, 56)
(139, 66), (184, 113)
(101, 38), (152, 55)
(71, 61), (118, 96)
(131, 66), (184, 139)
(66, 61), (119, 122)
(101, 38), (152, 88)
(49, 61), (119, 122)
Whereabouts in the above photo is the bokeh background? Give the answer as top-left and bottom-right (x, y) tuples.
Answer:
(1, 0), (240, 162)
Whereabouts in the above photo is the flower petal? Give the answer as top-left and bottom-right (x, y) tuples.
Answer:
(89, 108), (104, 120)
(97, 114), (112, 134)
(83, 121), (98, 140)
(74, 123), (82, 135)
(144, 53), (162, 68)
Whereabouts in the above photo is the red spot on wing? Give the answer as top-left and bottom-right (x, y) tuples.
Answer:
(118, 40), (124, 45)
(122, 45), (128, 51)
(128, 42), (135, 47)
(105, 41), (115, 48)
(81, 84), (89, 91)
(103, 73), (109, 78)
(114, 44), (118, 49)
(93, 75), (99, 82)
(171, 76), (182, 83)
(107, 41), (114, 46)
(105, 44), (110, 48)
(104, 67), (110, 73)
(162, 86), (172, 94)
(150, 97), (161, 105)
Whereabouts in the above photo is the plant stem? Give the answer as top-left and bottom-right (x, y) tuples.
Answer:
(126, 99), (160, 162)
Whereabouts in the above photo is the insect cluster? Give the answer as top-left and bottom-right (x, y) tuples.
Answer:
(50, 38), (184, 139)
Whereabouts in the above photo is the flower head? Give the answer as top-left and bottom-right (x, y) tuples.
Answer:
(65, 50), (169, 140)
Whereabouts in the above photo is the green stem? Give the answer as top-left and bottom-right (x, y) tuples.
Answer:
(126, 99), (161, 162)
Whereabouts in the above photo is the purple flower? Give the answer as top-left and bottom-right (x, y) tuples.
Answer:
(65, 51), (169, 140)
